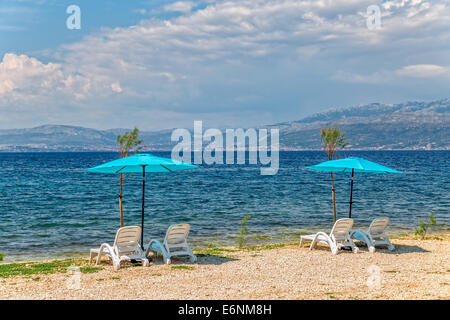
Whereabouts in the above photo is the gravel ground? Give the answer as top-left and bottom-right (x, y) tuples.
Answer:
(1, 237), (449, 300)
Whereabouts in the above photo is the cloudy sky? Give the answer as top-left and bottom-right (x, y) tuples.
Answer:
(0, 0), (449, 130)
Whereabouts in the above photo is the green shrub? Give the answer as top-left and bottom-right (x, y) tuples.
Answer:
(237, 215), (251, 248)
(415, 214), (438, 239)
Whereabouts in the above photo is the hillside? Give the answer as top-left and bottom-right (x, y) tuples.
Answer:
(0, 99), (449, 151)
(271, 99), (450, 150)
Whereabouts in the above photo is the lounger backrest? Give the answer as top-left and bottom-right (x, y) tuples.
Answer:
(114, 226), (141, 254)
(368, 217), (389, 236)
(164, 224), (190, 252)
(330, 218), (353, 241)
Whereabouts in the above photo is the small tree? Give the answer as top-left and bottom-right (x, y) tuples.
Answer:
(415, 214), (438, 239)
(117, 127), (143, 227)
(237, 215), (251, 248)
(321, 125), (348, 222)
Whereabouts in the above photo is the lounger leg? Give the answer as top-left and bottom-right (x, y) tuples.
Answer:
(386, 239), (395, 251)
(312, 237), (318, 250)
(96, 243), (115, 266)
(367, 234), (376, 252)
(96, 246), (105, 266)
(188, 248), (197, 263)
(89, 250), (96, 264)
(330, 243), (338, 255)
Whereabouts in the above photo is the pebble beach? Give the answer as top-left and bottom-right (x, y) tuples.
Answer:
(1, 235), (449, 300)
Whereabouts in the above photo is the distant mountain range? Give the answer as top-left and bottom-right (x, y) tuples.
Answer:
(1, 99), (449, 151)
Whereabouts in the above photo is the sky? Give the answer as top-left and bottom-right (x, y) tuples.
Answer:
(0, 0), (449, 130)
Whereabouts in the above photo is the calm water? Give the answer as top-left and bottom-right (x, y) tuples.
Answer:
(0, 151), (449, 262)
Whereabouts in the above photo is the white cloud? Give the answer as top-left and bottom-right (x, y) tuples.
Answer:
(396, 64), (449, 77)
(0, 53), (98, 102)
(163, 1), (196, 13)
(333, 64), (450, 83)
(1, 0), (450, 129)
(0, 53), (63, 97)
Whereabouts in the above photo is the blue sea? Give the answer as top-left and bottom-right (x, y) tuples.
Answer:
(0, 151), (449, 262)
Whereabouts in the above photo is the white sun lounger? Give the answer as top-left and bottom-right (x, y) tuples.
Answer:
(300, 218), (359, 254)
(350, 217), (395, 252)
(89, 226), (150, 270)
(145, 223), (197, 264)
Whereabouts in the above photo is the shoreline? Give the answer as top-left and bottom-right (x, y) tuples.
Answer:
(2, 231), (449, 264)
(1, 233), (449, 299)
